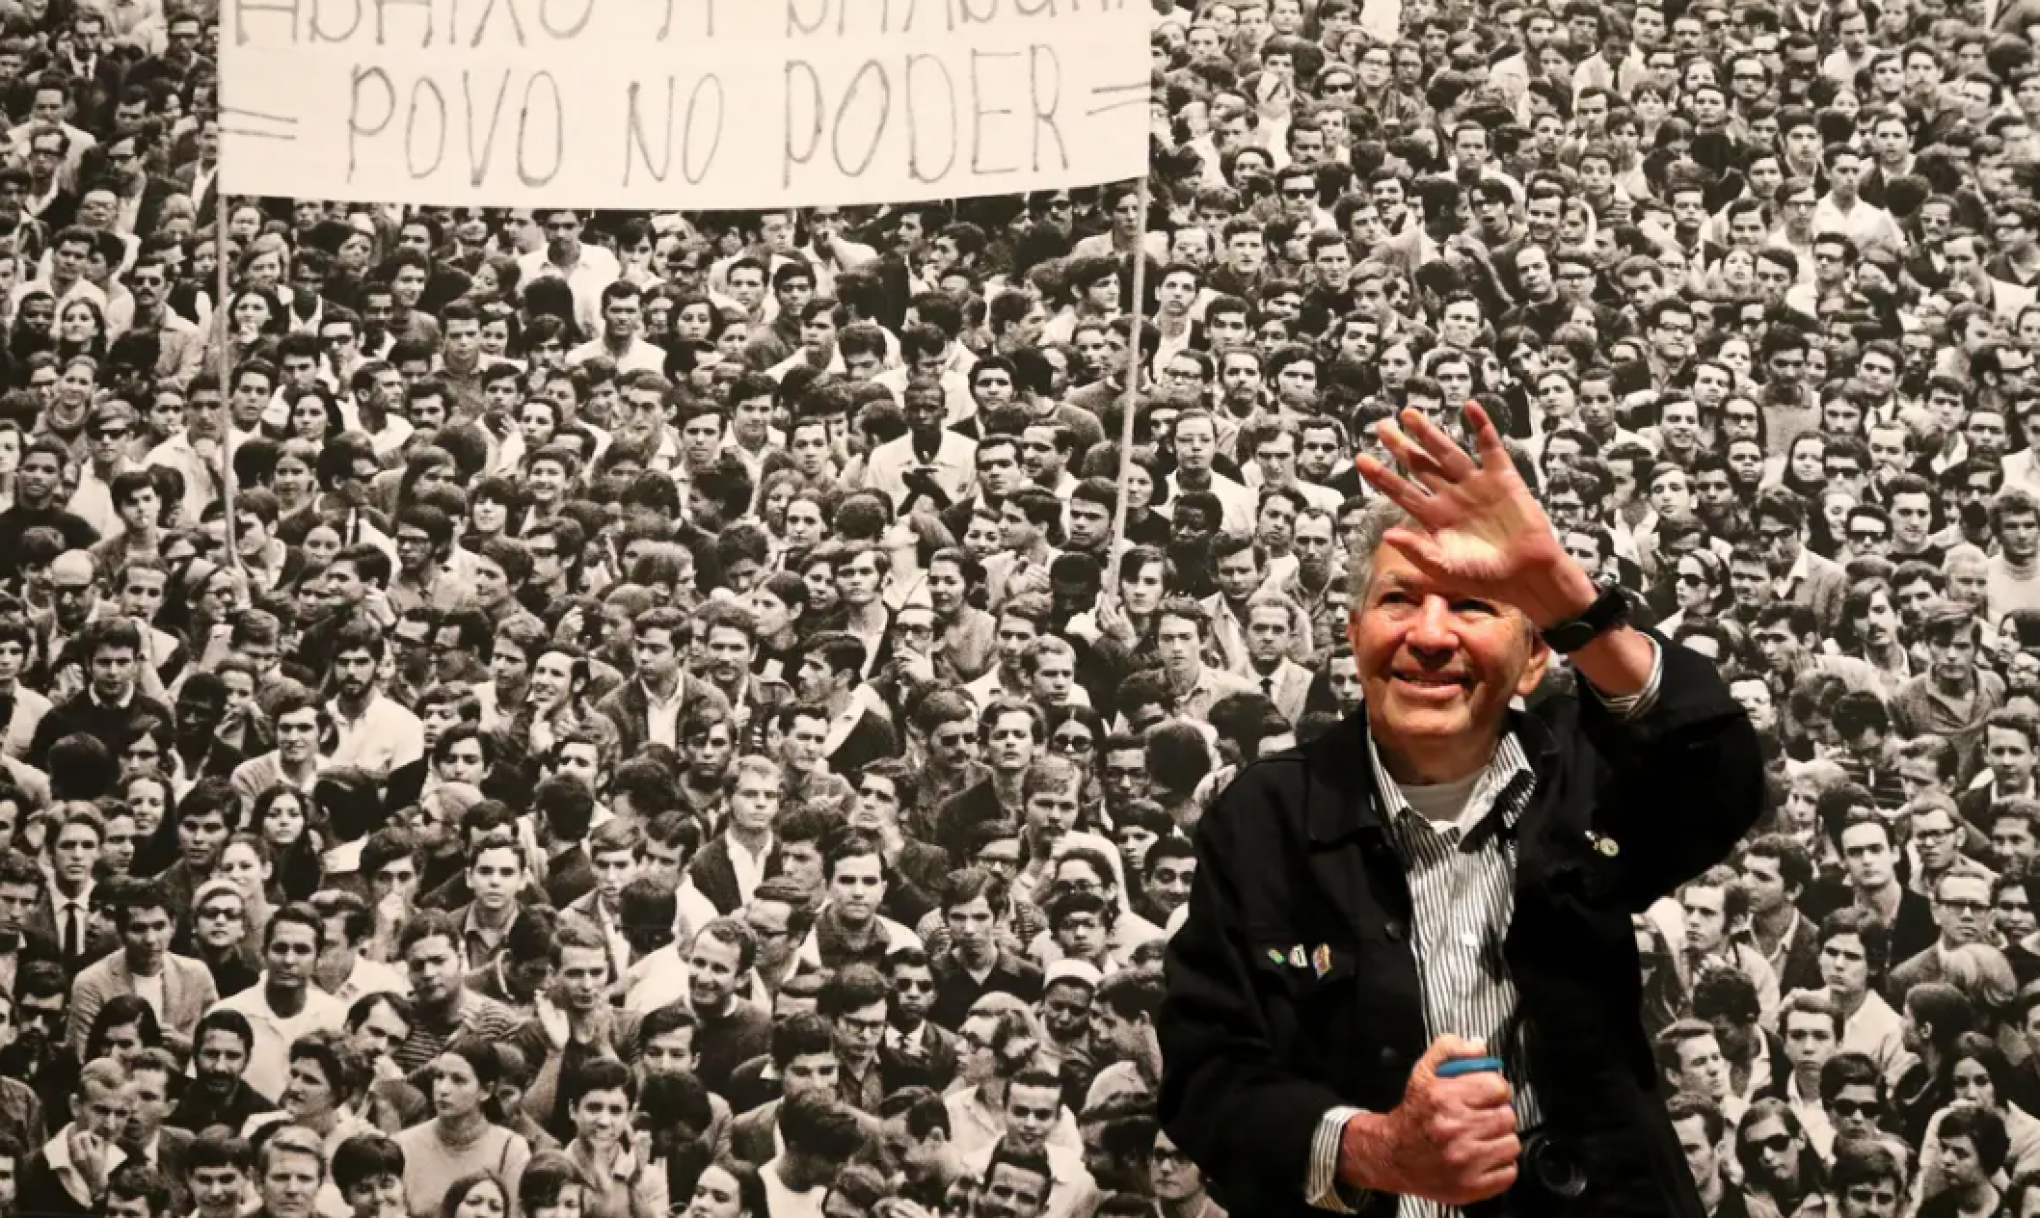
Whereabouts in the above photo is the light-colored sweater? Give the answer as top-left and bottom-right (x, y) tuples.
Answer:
(393, 1120), (530, 1218)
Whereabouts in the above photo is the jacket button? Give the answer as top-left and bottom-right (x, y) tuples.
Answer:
(1385, 919), (1406, 941)
(1379, 1047), (1402, 1070)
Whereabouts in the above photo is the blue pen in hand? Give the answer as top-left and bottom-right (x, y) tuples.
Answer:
(1435, 1056), (1506, 1079)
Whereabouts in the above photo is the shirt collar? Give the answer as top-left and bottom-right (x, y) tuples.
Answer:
(1365, 726), (1532, 838)
(887, 1023), (925, 1052)
(640, 676), (684, 709)
(89, 685), (136, 711)
(46, 1122), (126, 1181)
(46, 879), (91, 909)
(463, 905), (509, 948)
(1784, 545), (1813, 585)
(728, 832), (774, 865)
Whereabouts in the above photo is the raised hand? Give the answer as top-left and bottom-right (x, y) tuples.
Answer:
(1011, 561), (1053, 598)
(1352, 401), (1570, 610)
(69, 1128), (111, 1197)
(1093, 592), (1136, 645)
(895, 647), (936, 688)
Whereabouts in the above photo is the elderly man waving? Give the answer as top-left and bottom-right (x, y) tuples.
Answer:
(1160, 401), (1764, 1218)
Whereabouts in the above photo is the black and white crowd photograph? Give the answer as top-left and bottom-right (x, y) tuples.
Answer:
(0, 0), (2006, 1216)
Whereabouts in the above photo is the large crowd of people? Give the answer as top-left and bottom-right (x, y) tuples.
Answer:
(0, 0), (2012, 1216)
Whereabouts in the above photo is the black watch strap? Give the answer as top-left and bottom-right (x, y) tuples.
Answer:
(1539, 583), (1630, 654)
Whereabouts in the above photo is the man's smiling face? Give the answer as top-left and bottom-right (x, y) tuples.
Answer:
(1349, 542), (1548, 766)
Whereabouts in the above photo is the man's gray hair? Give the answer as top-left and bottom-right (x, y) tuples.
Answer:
(1342, 498), (1541, 645)
(1345, 497), (1413, 605)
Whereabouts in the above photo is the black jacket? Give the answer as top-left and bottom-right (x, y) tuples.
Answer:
(27, 689), (174, 772)
(1158, 637), (1764, 1218)
(19, 1141), (93, 1218)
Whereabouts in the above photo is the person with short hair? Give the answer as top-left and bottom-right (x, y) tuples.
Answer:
(0, 441), (99, 578)
(1162, 404), (1763, 1214)
(562, 817), (644, 979)
(387, 911), (524, 1075)
(761, 1090), (868, 1216)
(309, 889), (409, 1006)
(18, 1056), (130, 1218)
(330, 1132), (405, 1218)
(559, 1057), (665, 1218)
(592, 606), (731, 759)
(67, 875), (216, 1059)
(248, 1122), (326, 1218)
(242, 1031), (377, 1216)
(229, 695), (332, 805)
(117, 1048), (189, 1212)
(168, 1008), (275, 1133)
(324, 621), (424, 783)
(684, 918), (771, 1095)
(28, 615), (171, 771)
(204, 904), (347, 1102)
(180, 1127), (254, 1218)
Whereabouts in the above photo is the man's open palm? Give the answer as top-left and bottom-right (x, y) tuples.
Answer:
(1354, 402), (1567, 602)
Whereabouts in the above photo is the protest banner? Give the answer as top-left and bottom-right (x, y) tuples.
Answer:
(218, 0), (1155, 208)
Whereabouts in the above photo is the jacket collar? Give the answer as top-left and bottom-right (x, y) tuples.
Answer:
(1304, 713), (1384, 845)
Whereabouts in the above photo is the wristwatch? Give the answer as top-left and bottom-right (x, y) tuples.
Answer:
(1539, 582), (1631, 654)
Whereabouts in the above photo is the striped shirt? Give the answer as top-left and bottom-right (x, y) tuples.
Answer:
(391, 989), (527, 1075)
(1305, 644), (1665, 1217)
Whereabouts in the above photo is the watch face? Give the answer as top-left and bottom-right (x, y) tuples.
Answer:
(1544, 622), (1593, 653)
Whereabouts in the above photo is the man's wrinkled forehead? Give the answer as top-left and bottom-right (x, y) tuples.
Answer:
(1363, 558), (1531, 625)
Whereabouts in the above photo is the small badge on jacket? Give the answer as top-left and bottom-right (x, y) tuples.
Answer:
(1587, 830), (1621, 858)
(1311, 944), (1333, 978)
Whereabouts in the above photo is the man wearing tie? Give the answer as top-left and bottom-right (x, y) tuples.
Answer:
(1242, 590), (1316, 726)
(36, 803), (110, 967)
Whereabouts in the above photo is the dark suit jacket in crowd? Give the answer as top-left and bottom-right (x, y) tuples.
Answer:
(727, 1096), (880, 1166)
(544, 845), (597, 909)
(593, 674), (730, 764)
(825, 707), (898, 777)
(880, 1019), (962, 1096)
(727, 1098), (780, 1167)
(688, 834), (781, 917)
(720, 1054), (781, 1118)
(1767, 911), (1824, 997)
(26, 892), (115, 973)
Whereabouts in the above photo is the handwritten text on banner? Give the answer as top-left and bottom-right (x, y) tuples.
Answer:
(218, 0), (1154, 207)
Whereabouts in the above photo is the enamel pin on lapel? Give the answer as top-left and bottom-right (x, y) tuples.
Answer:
(1586, 830), (1620, 858)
